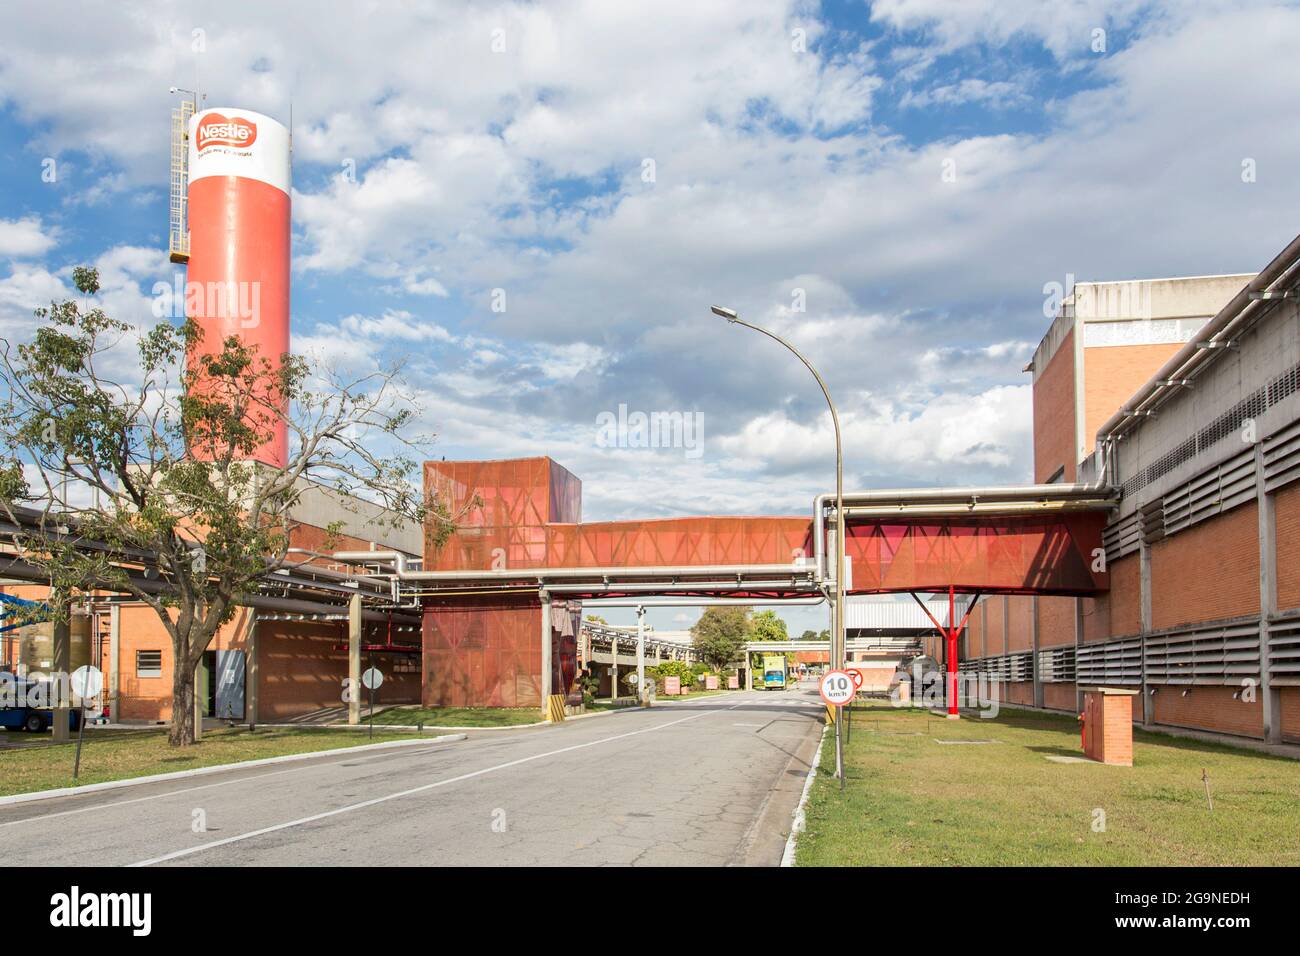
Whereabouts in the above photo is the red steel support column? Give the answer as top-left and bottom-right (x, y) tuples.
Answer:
(946, 585), (958, 717)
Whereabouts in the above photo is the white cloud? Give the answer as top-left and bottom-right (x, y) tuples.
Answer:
(0, 217), (58, 258)
(900, 78), (1031, 111)
(2, 1), (1299, 519)
(339, 310), (454, 343)
(869, 0), (1153, 59)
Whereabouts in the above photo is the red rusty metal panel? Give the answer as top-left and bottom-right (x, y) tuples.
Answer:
(422, 593), (578, 709)
(425, 457), (811, 571)
(422, 457), (1107, 594)
(844, 513), (1106, 596)
(427, 516), (813, 571)
(419, 458), (1108, 708)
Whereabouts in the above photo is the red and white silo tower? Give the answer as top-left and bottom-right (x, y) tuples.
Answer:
(175, 105), (292, 467)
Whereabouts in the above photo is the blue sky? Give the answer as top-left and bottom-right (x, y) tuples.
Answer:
(3, 0), (1299, 632)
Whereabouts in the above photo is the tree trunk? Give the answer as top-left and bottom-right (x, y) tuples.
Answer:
(169, 649), (197, 747)
(170, 615), (219, 747)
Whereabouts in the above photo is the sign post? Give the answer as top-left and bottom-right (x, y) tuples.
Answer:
(845, 668), (863, 743)
(361, 666), (384, 739)
(69, 665), (103, 780)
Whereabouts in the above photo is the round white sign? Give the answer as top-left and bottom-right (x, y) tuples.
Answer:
(70, 664), (104, 699)
(361, 667), (384, 690)
(819, 670), (856, 706)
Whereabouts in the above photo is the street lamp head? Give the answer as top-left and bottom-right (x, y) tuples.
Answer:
(710, 305), (739, 322)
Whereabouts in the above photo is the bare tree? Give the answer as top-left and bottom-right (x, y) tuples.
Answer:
(0, 267), (453, 745)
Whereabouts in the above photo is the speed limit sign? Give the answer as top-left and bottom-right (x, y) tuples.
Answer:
(819, 670), (856, 706)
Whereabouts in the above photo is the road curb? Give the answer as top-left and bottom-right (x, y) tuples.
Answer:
(266, 704), (648, 732)
(780, 723), (829, 867)
(265, 720), (552, 731)
(0, 734), (467, 808)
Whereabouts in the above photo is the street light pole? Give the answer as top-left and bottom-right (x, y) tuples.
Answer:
(711, 306), (846, 787)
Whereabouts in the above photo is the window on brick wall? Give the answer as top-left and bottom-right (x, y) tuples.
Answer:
(136, 650), (162, 678)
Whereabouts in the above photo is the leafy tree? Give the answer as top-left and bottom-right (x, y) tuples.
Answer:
(647, 659), (694, 694)
(690, 606), (750, 672)
(748, 609), (788, 673)
(798, 629), (818, 641)
(0, 268), (448, 746)
(750, 610), (787, 642)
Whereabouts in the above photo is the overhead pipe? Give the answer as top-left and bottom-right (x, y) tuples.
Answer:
(249, 594), (415, 625)
(583, 597), (827, 607)
(0, 554), (408, 624)
(544, 578), (817, 594)
(332, 552), (812, 583)
(332, 549), (411, 575)
(281, 548), (394, 586)
(841, 499), (1115, 520)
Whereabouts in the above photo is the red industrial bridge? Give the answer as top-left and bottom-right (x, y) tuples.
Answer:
(333, 457), (1117, 717)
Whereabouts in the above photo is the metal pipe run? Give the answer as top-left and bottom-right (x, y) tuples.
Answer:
(841, 499), (1114, 519)
(582, 597), (828, 607)
(333, 552), (813, 583)
(544, 579), (817, 594)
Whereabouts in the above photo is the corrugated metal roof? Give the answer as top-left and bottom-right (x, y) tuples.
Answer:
(845, 595), (974, 631)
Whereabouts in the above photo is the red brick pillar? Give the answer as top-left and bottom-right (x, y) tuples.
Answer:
(1082, 687), (1138, 765)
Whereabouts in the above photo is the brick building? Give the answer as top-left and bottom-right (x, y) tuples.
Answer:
(954, 235), (1300, 744)
(1, 482), (423, 724)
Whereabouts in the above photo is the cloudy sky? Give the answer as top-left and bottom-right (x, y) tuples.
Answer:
(3, 0), (1298, 630)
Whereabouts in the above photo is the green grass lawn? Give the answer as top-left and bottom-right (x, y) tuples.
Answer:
(0, 725), (441, 797)
(365, 705), (542, 727)
(796, 702), (1300, 866)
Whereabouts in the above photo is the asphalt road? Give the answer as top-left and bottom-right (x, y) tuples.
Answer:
(2, 685), (825, 867)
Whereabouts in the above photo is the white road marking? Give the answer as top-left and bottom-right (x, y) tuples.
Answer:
(0, 742), (458, 830)
(129, 703), (745, 867)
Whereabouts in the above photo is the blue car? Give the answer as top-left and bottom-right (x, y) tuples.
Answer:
(0, 705), (82, 733)
(0, 677), (83, 733)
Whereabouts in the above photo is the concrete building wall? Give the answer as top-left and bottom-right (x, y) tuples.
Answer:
(1011, 265), (1298, 745)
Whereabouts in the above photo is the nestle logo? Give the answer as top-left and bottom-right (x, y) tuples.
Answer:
(196, 113), (257, 151)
